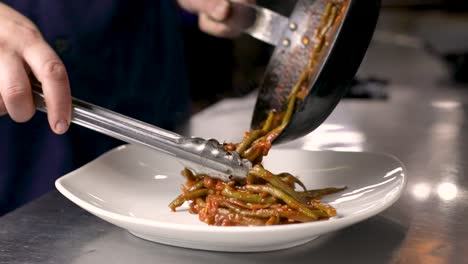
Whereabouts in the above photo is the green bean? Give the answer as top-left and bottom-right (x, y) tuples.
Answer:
(282, 210), (319, 222)
(310, 30), (326, 60)
(250, 165), (307, 204)
(282, 66), (311, 126)
(277, 172), (307, 191)
(320, 2), (333, 27)
(261, 111), (275, 132)
(168, 189), (209, 211)
(282, 95), (296, 126)
(220, 200), (317, 222)
(221, 186), (276, 204)
(217, 208), (267, 226)
(246, 173), (258, 185)
(264, 124), (285, 144)
(242, 145), (263, 162)
(252, 123), (285, 145)
(184, 189), (210, 200)
(227, 198), (272, 210)
(185, 189), (209, 199)
(219, 200), (274, 218)
(288, 78), (303, 100)
(169, 194), (185, 211)
(319, 6), (338, 37)
(195, 198), (206, 208)
(236, 129), (265, 155)
(181, 168), (196, 182)
(277, 173), (295, 187)
(265, 216), (279, 225)
(251, 155), (264, 165)
(309, 202), (337, 217)
(187, 180), (205, 192)
(242, 125), (285, 164)
(246, 185), (320, 220)
(244, 125), (285, 162)
(288, 69), (310, 98)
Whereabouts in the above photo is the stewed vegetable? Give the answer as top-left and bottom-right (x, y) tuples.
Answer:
(169, 0), (347, 226)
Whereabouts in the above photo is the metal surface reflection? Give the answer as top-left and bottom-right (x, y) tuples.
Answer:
(410, 182), (459, 202)
(437, 182), (458, 201)
(411, 183), (431, 201)
(431, 100), (461, 110)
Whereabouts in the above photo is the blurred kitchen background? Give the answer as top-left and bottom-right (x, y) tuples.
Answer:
(182, 0), (468, 112)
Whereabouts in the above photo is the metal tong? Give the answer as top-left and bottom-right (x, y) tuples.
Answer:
(32, 89), (251, 182)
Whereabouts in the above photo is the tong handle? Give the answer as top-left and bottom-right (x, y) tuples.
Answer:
(31, 83), (250, 180)
(32, 89), (182, 154)
(227, 0), (288, 45)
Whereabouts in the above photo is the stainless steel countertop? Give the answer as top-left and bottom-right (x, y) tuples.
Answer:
(2, 10), (468, 264)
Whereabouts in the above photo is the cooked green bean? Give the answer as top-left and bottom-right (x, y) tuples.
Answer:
(217, 208), (267, 226)
(236, 129), (265, 155)
(226, 198), (272, 210)
(320, 6), (338, 37)
(243, 125), (285, 162)
(246, 173), (259, 185)
(169, 194), (185, 211)
(245, 185), (320, 220)
(181, 168), (196, 182)
(277, 172), (307, 191)
(261, 111), (275, 132)
(221, 186), (276, 204)
(242, 145), (263, 162)
(282, 95), (296, 126)
(195, 198), (206, 208)
(320, 2), (333, 26)
(169, 188), (209, 211)
(250, 165), (307, 204)
(220, 199), (318, 223)
(187, 180), (204, 191)
(289, 69), (310, 97)
(265, 216), (279, 225)
(309, 202), (336, 216)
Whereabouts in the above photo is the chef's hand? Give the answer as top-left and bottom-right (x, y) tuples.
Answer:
(0, 3), (71, 134)
(178, 0), (254, 38)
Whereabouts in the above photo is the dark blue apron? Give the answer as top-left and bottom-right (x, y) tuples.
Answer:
(0, 0), (191, 214)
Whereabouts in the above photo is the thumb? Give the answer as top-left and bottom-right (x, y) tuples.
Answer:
(178, 0), (230, 21)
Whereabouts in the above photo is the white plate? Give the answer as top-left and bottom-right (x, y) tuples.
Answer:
(55, 144), (406, 252)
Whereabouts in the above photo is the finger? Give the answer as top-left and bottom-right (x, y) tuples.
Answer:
(0, 51), (35, 122)
(0, 95), (6, 116)
(22, 41), (71, 134)
(179, 0), (229, 21)
(199, 13), (242, 38)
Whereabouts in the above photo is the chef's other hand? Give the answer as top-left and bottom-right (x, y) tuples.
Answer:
(178, 0), (254, 38)
(0, 3), (71, 134)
